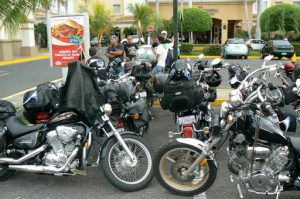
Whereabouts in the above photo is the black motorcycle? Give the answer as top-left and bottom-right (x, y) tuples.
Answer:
(0, 61), (154, 191)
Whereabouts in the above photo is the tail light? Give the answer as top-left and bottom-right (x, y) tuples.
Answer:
(117, 118), (124, 128)
(183, 124), (193, 138)
(36, 113), (49, 124)
(272, 45), (277, 50)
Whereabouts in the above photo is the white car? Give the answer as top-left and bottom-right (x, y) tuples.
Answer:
(246, 39), (266, 51)
(222, 38), (249, 59)
(121, 35), (145, 44)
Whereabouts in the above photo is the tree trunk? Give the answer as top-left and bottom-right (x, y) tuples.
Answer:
(97, 34), (102, 56)
(243, 0), (252, 39)
(255, 0), (262, 39)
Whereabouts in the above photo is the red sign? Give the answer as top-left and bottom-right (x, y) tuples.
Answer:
(48, 15), (89, 67)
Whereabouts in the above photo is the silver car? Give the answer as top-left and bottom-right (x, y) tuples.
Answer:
(222, 38), (249, 59)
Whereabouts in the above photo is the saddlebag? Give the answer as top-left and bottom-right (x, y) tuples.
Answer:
(0, 100), (16, 120)
(160, 79), (205, 112)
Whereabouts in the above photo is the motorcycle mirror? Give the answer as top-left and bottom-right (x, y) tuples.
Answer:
(230, 75), (239, 85)
(198, 54), (204, 59)
(264, 55), (274, 61)
(211, 58), (221, 66)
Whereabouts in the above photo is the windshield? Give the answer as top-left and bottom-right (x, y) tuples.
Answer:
(273, 40), (291, 45)
(137, 47), (156, 59)
(227, 39), (245, 44)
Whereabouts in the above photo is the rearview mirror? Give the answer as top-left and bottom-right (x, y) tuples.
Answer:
(211, 58), (221, 66)
(198, 54), (204, 59)
(264, 55), (274, 61)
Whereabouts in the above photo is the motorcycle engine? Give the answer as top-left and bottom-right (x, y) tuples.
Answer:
(44, 125), (85, 167)
(239, 146), (289, 194)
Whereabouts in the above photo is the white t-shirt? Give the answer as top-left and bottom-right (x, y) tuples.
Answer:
(156, 43), (171, 67)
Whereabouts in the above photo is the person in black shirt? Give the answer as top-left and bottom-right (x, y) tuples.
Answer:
(124, 35), (138, 61)
(105, 35), (124, 75)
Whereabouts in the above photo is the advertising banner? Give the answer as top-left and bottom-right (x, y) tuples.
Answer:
(47, 14), (90, 67)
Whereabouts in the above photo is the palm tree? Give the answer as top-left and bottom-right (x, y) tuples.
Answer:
(0, 0), (62, 33)
(128, 3), (153, 45)
(81, 1), (114, 47)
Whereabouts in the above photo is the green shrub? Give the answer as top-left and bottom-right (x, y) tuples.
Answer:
(202, 45), (222, 56)
(291, 42), (300, 55)
(180, 43), (193, 54)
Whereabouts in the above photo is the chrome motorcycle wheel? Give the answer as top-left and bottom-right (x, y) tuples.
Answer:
(155, 141), (217, 196)
(102, 134), (154, 191)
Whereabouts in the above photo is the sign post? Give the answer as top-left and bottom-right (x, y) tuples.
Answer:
(47, 13), (90, 81)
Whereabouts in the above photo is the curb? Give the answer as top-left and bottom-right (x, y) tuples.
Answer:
(180, 55), (297, 60)
(152, 98), (229, 107)
(0, 55), (50, 67)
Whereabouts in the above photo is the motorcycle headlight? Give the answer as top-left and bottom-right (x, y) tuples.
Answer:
(103, 104), (112, 116)
(229, 89), (243, 107)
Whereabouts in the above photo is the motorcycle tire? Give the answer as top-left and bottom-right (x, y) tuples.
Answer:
(0, 121), (16, 181)
(154, 141), (217, 196)
(101, 134), (154, 192)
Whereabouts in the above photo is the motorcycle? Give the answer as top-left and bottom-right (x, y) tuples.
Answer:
(154, 61), (300, 196)
(102, 73), (150, 135)
(0, 61), (154, 192)
(162, 56), (222, 140)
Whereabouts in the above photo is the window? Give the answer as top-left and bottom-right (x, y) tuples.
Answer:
(294, 1), (300, 7)
(113, 4), (121, 14)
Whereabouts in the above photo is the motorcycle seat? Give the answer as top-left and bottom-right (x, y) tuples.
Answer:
(289, 136), (300, 154)
(6, 116), (44, 138)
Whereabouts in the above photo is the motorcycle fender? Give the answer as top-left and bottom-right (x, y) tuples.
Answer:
(176, 138), (218, 168)
(100, 131), (139, 160)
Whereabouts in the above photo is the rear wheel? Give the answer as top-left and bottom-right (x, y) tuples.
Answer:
(244, 56), (248, 59)
(155, 141), (217, 196)
(261, 53), (265, 59)
(278, 56), (282, 60)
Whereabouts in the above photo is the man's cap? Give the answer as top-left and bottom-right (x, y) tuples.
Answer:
(161, 30), (167, 35)
(110, 35), (118, 40)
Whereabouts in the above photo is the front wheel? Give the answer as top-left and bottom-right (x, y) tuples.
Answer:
(155, 141), (217, 196)
(102, 134), (154, 192)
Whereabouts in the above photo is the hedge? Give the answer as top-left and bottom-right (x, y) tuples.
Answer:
(180, 43), (193, 54)
(202, 45), (222, 56)
(291, 42), (300, 55)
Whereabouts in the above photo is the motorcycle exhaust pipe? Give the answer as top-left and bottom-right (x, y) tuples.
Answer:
(9, 147), (78, 173)
(0, 145), (47, 164)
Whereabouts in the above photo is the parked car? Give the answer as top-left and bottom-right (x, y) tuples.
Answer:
(90, 36), (109, 47)
(222, 38), (249, 59)
(121, 35), (145, 45)
(246, 39), (266, 50)
(261, 40), (294, 59)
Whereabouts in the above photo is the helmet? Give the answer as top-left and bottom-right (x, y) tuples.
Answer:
(170, 60), (191, 80)
(228, 64), (247, 88)
(204, 71), (222, 87)
(284, 61), (295, 73)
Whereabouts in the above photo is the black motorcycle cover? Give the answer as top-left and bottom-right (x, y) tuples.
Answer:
(59, 61), (105, 125)
(160, 79), (205, 112)
(0, 100), (16, 120)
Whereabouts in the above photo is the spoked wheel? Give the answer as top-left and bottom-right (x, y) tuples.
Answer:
(155, 141), (217, 196)
(102, 134), (154, 192)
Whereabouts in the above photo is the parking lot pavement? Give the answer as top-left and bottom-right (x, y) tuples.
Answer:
(1, 107), (300, 199)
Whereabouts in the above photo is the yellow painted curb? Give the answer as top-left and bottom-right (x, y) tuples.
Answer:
(0, 55), (50, 67)
(152, 98), (229, 107)
(180, 55), (298, 60)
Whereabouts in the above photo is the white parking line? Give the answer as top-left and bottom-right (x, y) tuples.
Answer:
(0, 73), (10, 77)
(194, 192), (207, 199)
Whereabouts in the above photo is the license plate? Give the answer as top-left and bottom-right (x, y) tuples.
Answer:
(139, 91), (147, 98)
(282, 53), (287, 55)
(177, 115), (195, 125)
